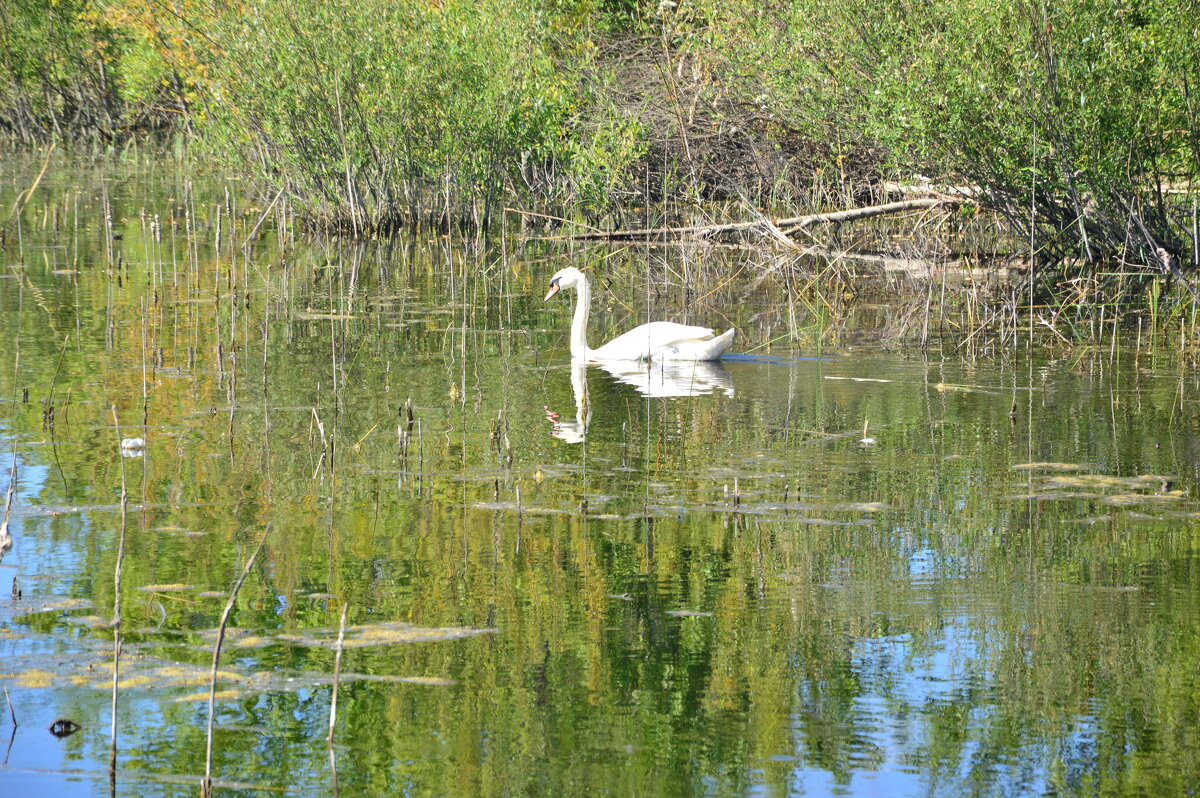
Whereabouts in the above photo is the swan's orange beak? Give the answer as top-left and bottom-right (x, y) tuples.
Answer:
(543, 279), (561, 301)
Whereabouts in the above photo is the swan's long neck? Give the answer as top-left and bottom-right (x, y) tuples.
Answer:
(569, 277), (591, 360)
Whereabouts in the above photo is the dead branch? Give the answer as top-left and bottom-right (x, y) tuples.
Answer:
(538, 197), (967, 242)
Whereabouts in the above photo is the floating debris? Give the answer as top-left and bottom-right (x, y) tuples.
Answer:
(1004, 467), (1185, 508)
(64, 614), (109, 628)
(391, 675), (455, 686)
(1003, 491), (1101, 502)
(274, 621), (497, 649)
(295, 312), (359, 321)
(666, 610), (714, 618)
(794, 517), (875, 527)
(1011, 462), (1087, 471)
(1047, 474), (1176, 490)
(3, 597), (93, 618)
(933, 382), (996, 394)
(471, 501), (571, 516)
(833, 502), (891, 512)
(1103, 492), (1186, 506)
(176, 689), (242, 703)
(137, 584), (194, 593)
(11, 668), (55, 687)
(227, 635), (275, 649)
(1076, 584), (1141, 593)
(825, 376), (893, 383)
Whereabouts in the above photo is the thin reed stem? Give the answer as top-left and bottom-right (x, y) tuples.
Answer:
(328, 601), (349, 744)
(201, 526), (271, 798)
(109, 405), (128, 786)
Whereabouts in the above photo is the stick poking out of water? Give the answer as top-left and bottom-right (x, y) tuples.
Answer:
(202, 526), (271, 798)
(328, 601), (349, 744)
(109, 406), (129, 786)
(3, 685), (15, 727)
(4, 144), (54, 227)
(1, 450), (16, 555)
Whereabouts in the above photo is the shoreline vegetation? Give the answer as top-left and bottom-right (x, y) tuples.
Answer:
(2, 0), (1199, 339)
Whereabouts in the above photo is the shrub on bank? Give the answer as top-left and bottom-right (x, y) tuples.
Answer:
(196, 0), (585, 230)
(2, 0), (1197, 283)
(696, 0), (1199, 275)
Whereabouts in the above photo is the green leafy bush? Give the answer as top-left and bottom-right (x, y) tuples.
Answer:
(196, 0), (585, 229)
(696, 0), (1199, 274)
(0, 0), (119, 139)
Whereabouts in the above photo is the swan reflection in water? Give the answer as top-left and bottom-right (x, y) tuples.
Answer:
(545, 362), (593, 444)
(598, 358), (734, 399)
(545, 359), (734, 443)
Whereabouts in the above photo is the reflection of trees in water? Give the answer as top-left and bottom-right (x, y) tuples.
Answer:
(2, 163), (1198, 796)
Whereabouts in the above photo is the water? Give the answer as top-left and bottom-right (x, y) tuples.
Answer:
(1, 154), (1199, 796)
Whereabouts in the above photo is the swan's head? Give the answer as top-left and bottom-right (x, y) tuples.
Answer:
(544, 267), (586, 301)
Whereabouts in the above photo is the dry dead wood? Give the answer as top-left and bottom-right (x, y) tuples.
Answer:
(535, 197), (966, 242)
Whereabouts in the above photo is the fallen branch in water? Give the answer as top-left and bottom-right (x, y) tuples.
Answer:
(536, 197), (968, 242)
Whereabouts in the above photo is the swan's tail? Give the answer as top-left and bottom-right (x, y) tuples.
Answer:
(682, 327), (735, 361)
(644, 327), (736, 361)
(706, 328), (736, 360)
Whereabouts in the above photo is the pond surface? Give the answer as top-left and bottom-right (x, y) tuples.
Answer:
(1, 155), (1199, 797)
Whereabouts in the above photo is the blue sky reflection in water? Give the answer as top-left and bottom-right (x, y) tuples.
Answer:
(0, 156), (1198, 796)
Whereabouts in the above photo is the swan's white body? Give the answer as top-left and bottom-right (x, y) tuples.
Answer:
(544, 267), (734, 361)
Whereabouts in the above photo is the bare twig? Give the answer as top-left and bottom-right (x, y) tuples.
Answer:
(5, 145), (55, 227)
(45, 334), (70, 417)
(109, 405), (129, 786)
(3, 685), (15, 727)
(240, 189), (285, 250)
(503, 207), (605, 234)
(202, 526), (271, 798)
(1, 449), (16, 543)
(327, 601), (349, 744)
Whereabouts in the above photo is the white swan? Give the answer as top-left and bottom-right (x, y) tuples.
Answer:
(544, 267), (735, 361)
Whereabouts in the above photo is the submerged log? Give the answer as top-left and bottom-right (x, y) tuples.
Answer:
(534, 197), (967, 242)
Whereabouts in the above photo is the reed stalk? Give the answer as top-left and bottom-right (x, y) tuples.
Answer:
(201, 526), (271, 798)
(109, 406), (129, 787)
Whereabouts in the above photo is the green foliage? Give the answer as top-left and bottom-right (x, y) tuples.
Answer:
(195, 0), (589, 228)
(0, 0), (118, 139)
(857, 0), (1199, 265)
(0, 0), (203, 140)
(559, 87), (648, 209)
(4, 0), (1198, 276)
(694, 0), (1200, 273)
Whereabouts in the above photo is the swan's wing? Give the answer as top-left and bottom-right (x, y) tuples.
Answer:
(590, 322), (717, 360)
(653, 328), (736, 362)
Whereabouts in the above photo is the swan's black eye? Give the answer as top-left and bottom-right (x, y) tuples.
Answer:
(549, 277), (560, 287)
